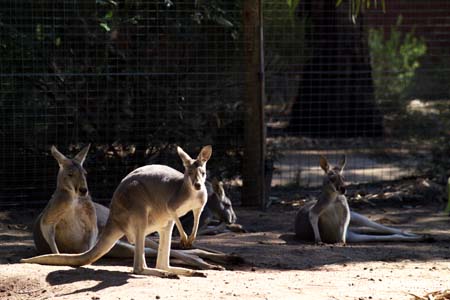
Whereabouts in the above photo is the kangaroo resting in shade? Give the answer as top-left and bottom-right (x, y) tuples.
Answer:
(294, 155), (427, 244)
(24, 145), (240, 278)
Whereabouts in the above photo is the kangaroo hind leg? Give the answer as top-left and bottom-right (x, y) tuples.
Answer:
(131, 223), (177, 279)
(346, 230), (425, 243)
(155, 222), (206, 277)
(350, 212), (420, 237)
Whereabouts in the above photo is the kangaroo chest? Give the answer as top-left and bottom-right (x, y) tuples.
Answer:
(174, 191), (207, 217)
(318, 195), (350, 242)
(54, 198), (97, 253)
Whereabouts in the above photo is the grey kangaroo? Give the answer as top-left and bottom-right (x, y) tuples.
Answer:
(24, 145), (235, 278)
(34, 144), (97, 254)
(34, 145), (236, 270)
(181, 178), (237, 236)
(295, 155), (426, 244)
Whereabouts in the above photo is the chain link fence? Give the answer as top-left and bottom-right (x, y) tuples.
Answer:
(1, 0), (449, 206)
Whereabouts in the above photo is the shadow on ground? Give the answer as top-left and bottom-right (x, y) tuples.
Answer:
(46, 267), (136, 295)
(1, 195), (449, 280)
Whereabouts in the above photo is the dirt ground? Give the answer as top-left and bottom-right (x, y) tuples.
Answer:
(1, 181), (449, 300)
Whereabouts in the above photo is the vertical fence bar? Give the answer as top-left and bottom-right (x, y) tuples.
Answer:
(242, 0), (266, 208)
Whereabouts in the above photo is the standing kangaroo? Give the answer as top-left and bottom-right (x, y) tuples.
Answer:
(295, 155), (426, 244)
(23, 145), (229, 278)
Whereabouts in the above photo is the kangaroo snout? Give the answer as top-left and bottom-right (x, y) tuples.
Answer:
(79, 187), (88, 196)
(194, 183), (202, 190)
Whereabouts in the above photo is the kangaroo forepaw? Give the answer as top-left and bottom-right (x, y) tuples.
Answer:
(191, 271), (207, 278)
(211, 265), (226, 271)
(180, 236), (196, 249)
(166, 273), (181, 280)
(180, 238), (193, 249)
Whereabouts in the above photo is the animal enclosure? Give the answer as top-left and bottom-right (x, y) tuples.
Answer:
(1, 0), (450, 206)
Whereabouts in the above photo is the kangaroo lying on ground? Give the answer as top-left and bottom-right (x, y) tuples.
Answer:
(180, 178), (237, 236)
(24, 145), (236, 278)
(295, 155), (427, 244)
(34, 144), (97, 254)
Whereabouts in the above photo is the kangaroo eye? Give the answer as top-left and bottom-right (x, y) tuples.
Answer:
(67, 173), (74, 177)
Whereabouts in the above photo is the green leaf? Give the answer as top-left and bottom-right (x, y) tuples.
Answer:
(96, 0), (117, 6)
(215, 16), (233, 28)
(104, 11), (113, 20)
(35, 24), (43, 41)
(99, 23), (110, 32)
(286, 0), (300, 22)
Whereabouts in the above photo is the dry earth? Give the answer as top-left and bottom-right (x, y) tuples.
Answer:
(0, 188), (449, 300)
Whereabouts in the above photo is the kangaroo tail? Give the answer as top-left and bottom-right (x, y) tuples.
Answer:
(21, 219), (123, 266)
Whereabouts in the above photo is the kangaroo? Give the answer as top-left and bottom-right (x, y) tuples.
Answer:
(181, 178), (237, 236)
(33, 145), (238, 270)
(34, 144), (97, 255)
(23, 145), (231, 278)
(295, 155), (426, 244)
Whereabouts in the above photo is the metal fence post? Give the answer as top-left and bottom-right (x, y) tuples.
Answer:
(242, 0), (266, 208)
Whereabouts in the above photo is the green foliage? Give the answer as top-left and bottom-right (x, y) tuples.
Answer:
(285, 0), (385, 22)
(264, 0), (308, 66)
(264, 0), (308, 106)
(285, 0), (300, 20)
(415, 101), (450, 186)
(337, 0), (385, 23)
(0, 1), (244, 199)
(369, 16), (427, 110)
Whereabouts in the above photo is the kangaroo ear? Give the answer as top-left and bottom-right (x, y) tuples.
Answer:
(51, 145), (69, 166)
(319, 155), (330, 173)
(211, 177), (224, 195)
(74, 144), (91, 166)
(197, 145), (212, 164)
(338, 155), (346, 172)
(177, 146), (193, 167)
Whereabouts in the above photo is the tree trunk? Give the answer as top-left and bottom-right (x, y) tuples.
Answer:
(288, 0), (383, 138)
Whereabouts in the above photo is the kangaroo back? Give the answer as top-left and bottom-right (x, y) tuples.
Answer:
(294, 201), (316, 241)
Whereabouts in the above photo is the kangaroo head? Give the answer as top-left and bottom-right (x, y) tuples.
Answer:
(177, 145), (212, 191)
(51, 144), (90, 197)
(207, 178), (237, 224)
(319, 155), (346, 195)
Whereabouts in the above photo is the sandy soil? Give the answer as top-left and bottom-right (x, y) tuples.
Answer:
(0, 195), (449, 300)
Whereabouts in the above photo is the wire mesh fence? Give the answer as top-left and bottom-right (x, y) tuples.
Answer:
(1, 0), (449, 206)
(265, 0), (450, 189)
(0, 1), (245, 205)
